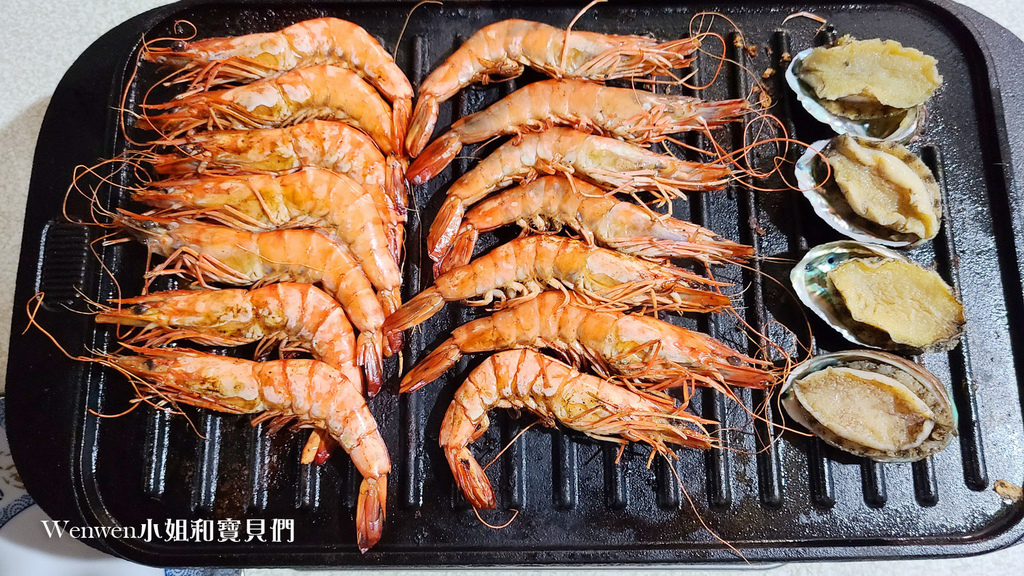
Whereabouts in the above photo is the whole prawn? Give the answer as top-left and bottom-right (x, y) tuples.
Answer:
(407, 19), (701, 156)
(383, 236), (732, 338)
(114, 213), (391, 390)
(99, 346), (389, 552)
(135, 169), (403, 301)
(94, 283), (366, 395)
(427, 127), (732, 265)
(144, 17), (413, 150)
(441, 349), (713, 509)
(409, 79), (748, 183)
(440, 175), (752, 274)
(148, 120), (406, 241)
(401, 291), (775, 398)
(140, 64), (400, 157)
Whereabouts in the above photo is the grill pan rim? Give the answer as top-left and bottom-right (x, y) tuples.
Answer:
(7, 0), (1024, 566)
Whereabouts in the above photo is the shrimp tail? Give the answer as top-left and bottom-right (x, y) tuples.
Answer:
(313, 435), (335, 465)
(380, 289), (405, 356)
(301, 431), (338, 466)
(386, 156), (409, 216)
(407, 131), (462, 185)
(393, 98), (412, 157)
(382, 286), (445, 341)
(406, 95), (439, 158)
(400, 338), (462, 393)
(300, 430), (324, 465)
(427, 197), (465, 272)
(356, 475), (388, 553)
(437, 224), (477, 275)
(358, 331), (385, 397)
(444, 446), (496, 509)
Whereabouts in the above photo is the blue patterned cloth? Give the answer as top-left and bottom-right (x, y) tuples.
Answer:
(0, 399), (34, 532)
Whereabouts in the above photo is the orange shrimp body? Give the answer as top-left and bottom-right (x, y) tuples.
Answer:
(100, 347), (389, 552)
(136, 169), (403, 297)
(427, 127), (732, 264)
(407, 19), (701, 156)
(409, 80), (748, 182)
(440, 175), (752, 273)
(149, 120), (406, 226)
(141, 64), (399, 156)
(441, 349), (713, 509)
(383, 236), (731, 337)
(115, 213), (391, 389)
(94, 284), (367, 394)
(144, 18), (413, 149)
(401, 291), (774, 396)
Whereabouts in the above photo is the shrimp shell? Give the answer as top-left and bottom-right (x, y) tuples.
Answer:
(114, 213), (392, 389)
(94, 283), (367, 394)
(407, 19), (701, 156)
(401, 291), (775, 396)
(100, 346), (389, 552)
(383, 236), (732, 338)
(440, 175), (753, 273)
(441, 349), (713, 508)
(427, 127), (732, 264)
(144, 17), (413, 151)
(140, 64), (399, 156)
(409, 79), (748, 183)
(135, 169), (402, 302)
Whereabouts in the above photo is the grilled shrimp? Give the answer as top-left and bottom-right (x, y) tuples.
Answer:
(99, 346), (389, 552)
(440, 175), (752, 274)
(149, 120), (406, 236)
(114, 213), (392, 389)
(407, 19), (701, 156)
(409, 80), (748, 183)
(401, 291), (774, 396)
(144, 17), (413, 150)
(383, 236), (731, 338)
(427, 127), (732, 264)
(441, 349), (713, 509)
(140, 64), (400, 156)
(94, 283), (367, 394)
(135, 169), (403, 300)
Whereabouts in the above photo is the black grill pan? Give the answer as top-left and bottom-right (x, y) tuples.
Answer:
(8, 0), (1024, 567)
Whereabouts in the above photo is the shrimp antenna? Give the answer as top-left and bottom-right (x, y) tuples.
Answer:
(471, 506), (520, 530)
(561, 0), (608, 70)
(23, 293), (195, 424)
(393, 0), (443, 59)
(482, 420), (538, 472)
(782, 11), (830, 34)
(665, 455), (748, 562)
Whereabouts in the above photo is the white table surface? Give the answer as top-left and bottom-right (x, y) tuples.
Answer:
(1, 1), (1022, 574)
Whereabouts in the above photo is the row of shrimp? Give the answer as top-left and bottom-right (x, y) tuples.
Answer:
(383, 19), (780, 510)
(74, 16), (422, 552)
(63, 14), (780, 550)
